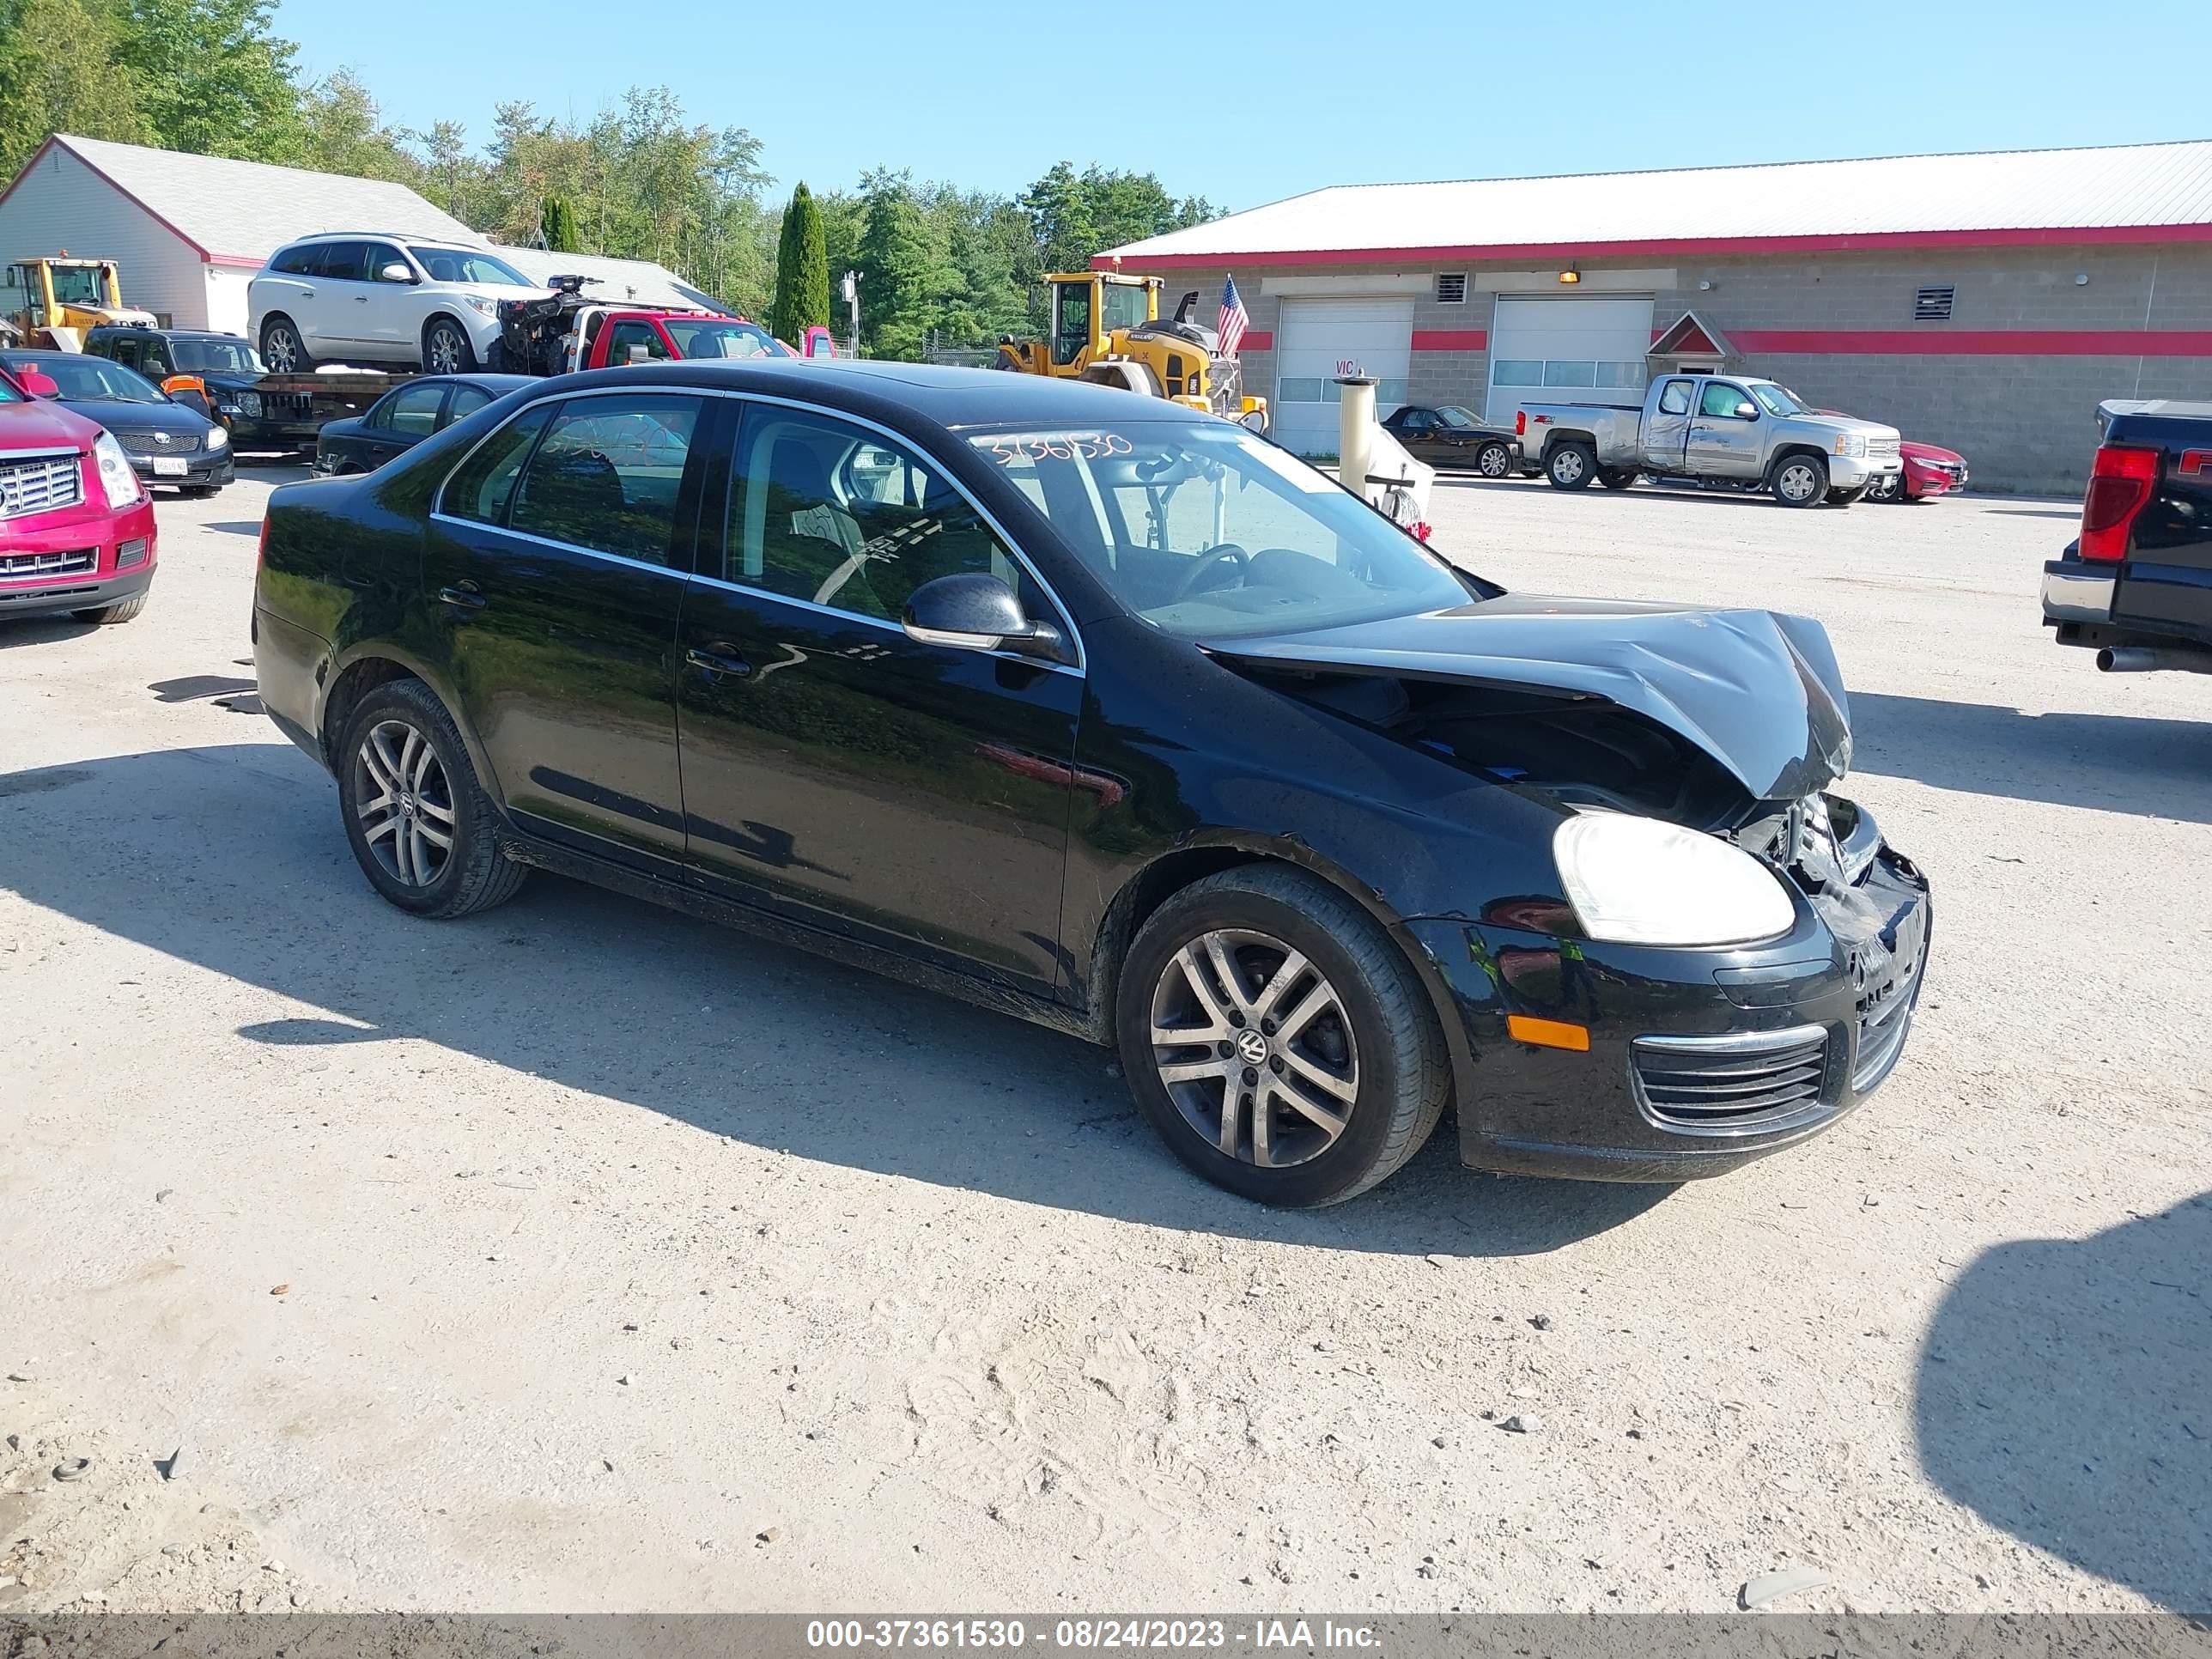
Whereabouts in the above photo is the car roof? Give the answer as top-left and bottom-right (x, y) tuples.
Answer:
(402, 373), (533, 391)
(520, 358), (1224, 431)
(0, 348), (112, 362)
(279, 231), (483, 246)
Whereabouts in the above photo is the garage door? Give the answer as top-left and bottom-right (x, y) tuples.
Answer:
(1485, 297), (1656, 424)
(1273, 298), (1413, 456)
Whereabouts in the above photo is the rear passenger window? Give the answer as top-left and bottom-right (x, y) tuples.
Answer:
(441, 403), (554, 526)
(385, 383), (447, 436)
(1658, 380), (1693, 416)
(508, 395), (702, 566)
(270, 245), (318, 276)
(443, 386), (492, 426)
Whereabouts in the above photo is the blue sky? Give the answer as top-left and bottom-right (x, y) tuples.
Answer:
(275, 0), (2205, 210)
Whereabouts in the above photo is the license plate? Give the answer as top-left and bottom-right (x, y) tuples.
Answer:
(152, 457), (188, 477)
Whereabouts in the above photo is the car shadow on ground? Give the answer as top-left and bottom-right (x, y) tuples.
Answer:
(2, 744), (1674, 1259)
(1984, 507), (2083, 520)
(204, 521), (264, 537)
(1850, 691), (2212, 824)
(0, 616), (98, 649)
(1915, 1192), (2212, 1610)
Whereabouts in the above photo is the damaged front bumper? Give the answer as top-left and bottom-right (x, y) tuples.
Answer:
(1406, 817), (1930, 1182)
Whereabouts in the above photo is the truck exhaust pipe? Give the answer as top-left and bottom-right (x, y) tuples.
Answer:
(2095, 644), (2212, 674)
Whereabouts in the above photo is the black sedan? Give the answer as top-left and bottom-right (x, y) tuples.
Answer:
(1, 349), (234, 495)
(1384, 404), (1522, 478)
(254, 361), (1929, 1207)
(315, 374), (531, 476)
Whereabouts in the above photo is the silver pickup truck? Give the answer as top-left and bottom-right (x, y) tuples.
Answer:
(1515, 373), (1903, 507)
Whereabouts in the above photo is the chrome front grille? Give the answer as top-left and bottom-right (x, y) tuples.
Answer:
(1867, 436), (1901, 460)
(0, 453), (85, 520)
(0, 545), (96, 580)
(117, 429), (196, 455)
(1631, 1025), (1834, 1134)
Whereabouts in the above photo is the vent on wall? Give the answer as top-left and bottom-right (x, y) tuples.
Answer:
(1913, 284), (1955, 321)
(1435, 272), (1468, 305)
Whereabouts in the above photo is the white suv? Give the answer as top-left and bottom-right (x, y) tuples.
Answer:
(248, 234), (547, 374)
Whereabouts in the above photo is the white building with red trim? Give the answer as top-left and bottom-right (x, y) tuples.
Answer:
(1101, 140), (2212, 489)
(0, 134), (486, 338)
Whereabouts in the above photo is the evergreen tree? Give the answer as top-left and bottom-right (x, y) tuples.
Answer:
(542, 194), (580, 252)
(771, 182), (829, 343)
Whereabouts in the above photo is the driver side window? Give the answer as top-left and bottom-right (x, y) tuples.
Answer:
(1700, 381), (1753, 419)
(724, 409), (1026, 623)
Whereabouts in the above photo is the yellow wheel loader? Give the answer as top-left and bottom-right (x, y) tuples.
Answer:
(994, 271), (1267, 429)
(2, 256), (156, 350)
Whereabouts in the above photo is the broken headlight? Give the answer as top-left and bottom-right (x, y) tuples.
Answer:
(1553, 812), (1796, 947)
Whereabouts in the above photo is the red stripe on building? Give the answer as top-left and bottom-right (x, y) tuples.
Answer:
(1731, 328), (2212, 356)
(1098, 221), (2212, 272)
(1411, 330), (1488, 350)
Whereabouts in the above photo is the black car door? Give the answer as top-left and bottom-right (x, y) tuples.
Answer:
(672, 399), (1083, 999)
(421, 390), (706, 871)
(1394, 410), (1443, 463)
(366, 381), (447, 465)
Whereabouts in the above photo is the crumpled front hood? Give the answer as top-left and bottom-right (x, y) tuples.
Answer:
(1205, 594), (1854, 801)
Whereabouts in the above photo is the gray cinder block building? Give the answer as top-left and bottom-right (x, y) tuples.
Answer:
(1101, 140), (2212, 493)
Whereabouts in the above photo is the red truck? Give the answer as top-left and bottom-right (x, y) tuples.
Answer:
(0, 360), (158, 626)
(497, 278), (817, 377)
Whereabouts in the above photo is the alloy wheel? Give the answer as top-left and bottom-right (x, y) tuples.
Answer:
(427, 325), (463, 374)
(1778, 461), (1822, 503)
(1479, 445), (1511, 478)
(354, 718), (456, 887)
(1552, 449), (1586, 485)
(264, 326), (299, 371)
(1148, 928), (1359, 1169)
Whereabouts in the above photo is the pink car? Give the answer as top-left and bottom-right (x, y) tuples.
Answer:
(1870, 439), (1969, 502)
(0, 361), (160, 625)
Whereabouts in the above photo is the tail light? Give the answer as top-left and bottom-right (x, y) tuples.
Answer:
(1515, 410), (1527, 436)
(2079, 443), (2158, 562)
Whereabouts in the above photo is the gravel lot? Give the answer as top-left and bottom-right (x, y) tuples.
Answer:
(3, 464), (2207, 1616)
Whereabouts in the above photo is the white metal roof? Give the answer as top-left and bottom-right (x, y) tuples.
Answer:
(44, 134), (484, 265)
(493, 247), (710, 312)
(1103, 141), (2212, 266)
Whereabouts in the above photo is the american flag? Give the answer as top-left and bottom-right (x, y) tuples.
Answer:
(1216, 276), (1249, 359)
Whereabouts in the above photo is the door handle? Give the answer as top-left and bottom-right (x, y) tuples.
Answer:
(437, 583), (487, 611)
(354, 295), (369, 303)
(686, 644), (751, 680)
(300, 287), (316, 298)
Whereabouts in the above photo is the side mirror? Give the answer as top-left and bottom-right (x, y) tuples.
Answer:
(16, 367), (59, 398)
(1734, 402), (1759, 420)
(377, 262), (416, 284)
(902, 571), (1072, 665)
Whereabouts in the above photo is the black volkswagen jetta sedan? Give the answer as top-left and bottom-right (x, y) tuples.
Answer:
(253, 361), (1930, 1207)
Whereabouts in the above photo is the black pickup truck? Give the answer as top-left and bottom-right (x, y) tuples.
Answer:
(2042, 398), (2212, 673)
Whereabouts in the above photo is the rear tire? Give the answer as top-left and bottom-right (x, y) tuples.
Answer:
(259, 315), (313, 373)
(1771, 453), (1829, 507)
(336, 678), (526, 920)
(71, 592), (146, 624)
(422, 316), (477, 375)
(1474, 440), (1514, 479)
(1116, 866), (1449, 1207)
(1546, 441), (1598, 490)
(1598, 467), (1638, 489)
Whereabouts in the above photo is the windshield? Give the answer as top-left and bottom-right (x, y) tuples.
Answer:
(972, 422), (1473, 641)
(1435, 406), (1481, 429)
(1750, 382), (1809, 416)
(170, 338), (263, 374)
(4, 355), (162, 403)
(663, 318), (790, 360)
(408, 246), (532, 286)
(48, 265), (106, 306)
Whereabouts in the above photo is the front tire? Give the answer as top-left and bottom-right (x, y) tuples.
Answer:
(1116, 866), (1449, 1207)
(1867, 471), (1907, 503)
(336, 678), (526, 920)
(259, 316), (313, 373)
(72, 592), (147, 624)
(1771, 453), (1829, 507)
(1474, 440), (1514, 480)
(1546, 441), (1598, 490)
(422, 316), (477, 375)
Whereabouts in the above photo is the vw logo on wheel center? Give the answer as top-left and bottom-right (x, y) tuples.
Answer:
(1236, 1030), (1270, 1066)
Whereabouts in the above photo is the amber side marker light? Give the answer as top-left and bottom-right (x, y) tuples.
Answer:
(1506, 1014), (1590, 1052)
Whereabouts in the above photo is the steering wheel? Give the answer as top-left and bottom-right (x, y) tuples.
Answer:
(1171, 544), (1249, 602)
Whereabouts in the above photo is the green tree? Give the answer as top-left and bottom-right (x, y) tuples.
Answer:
(113, 0), (299, 161)
(771, 182), (829, 343)
(0, 0), (154, 180)
(542, 193), (580, 252)
(292, 69), (418, 184)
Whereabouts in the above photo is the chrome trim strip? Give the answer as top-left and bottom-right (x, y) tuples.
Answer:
(2041, 567), (2115, 623)
(429, 381), (1086, 674)
(1632, 1023), (1826, 1057)
(423, 515), (690, 583)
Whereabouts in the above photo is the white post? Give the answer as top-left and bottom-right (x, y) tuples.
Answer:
(842, 270), (860, 356)
(1337, 374), (1376, 499)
